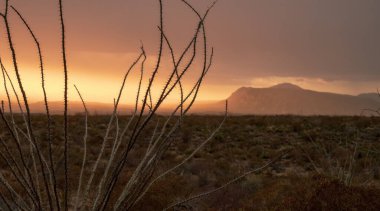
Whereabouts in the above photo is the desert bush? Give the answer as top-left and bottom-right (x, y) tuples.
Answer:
(0, 0), (228, 209)
(0, 0), (291, 210)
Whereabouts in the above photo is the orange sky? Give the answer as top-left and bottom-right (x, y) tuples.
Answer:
(0, 0), (379, 104)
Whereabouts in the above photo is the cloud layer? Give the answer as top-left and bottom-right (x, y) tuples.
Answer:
(1, 0), (379, 102)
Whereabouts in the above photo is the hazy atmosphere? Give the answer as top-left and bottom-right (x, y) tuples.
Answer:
(0, 0), (379, 210)
(1, 0), (380, 103)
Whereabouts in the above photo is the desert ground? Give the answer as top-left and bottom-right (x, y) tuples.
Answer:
(1, 114), (379, 210)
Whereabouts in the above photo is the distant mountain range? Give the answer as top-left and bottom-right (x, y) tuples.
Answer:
(28, 101), (133, 115)
(205, 83), (380, 116)
(7, 83), (380, 116)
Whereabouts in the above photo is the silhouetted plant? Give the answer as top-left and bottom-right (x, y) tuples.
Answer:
(0, 0), (287, 210)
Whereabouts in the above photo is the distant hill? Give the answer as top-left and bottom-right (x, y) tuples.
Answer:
(357, 93), (380, 103)
(28, 101), (133, 115)
(25, 101), (173, 115)
(5, 83), (379, 116)
(220, 83), (380, 115)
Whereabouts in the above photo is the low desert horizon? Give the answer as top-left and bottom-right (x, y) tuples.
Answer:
(0, 0), (379, 210)
(4, 82), (379, 116)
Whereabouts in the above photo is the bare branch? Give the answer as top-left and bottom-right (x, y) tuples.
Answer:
(73, 85), (89, 211)
(11, 5), (60, 209)
(58, 0), (69, 209)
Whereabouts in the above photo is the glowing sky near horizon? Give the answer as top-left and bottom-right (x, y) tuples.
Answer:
(0, 0), (379, 104)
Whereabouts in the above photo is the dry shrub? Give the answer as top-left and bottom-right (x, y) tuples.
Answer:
(282, 175), (380, 211)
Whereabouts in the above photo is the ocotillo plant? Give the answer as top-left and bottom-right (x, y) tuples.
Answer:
(0, 0), (285, 210)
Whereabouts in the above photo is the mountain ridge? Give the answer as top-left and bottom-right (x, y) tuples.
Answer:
(3, 83), (379, 116)
(220, 83), (380, 116)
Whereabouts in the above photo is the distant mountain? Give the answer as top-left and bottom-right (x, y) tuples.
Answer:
(27, 101), (133, 115)
(219, 83), (380, 115)
(26, 101), (174, 115)
(270, 83), (303, 90)
(6, 83), (379, 116)
(1, 101), (168, 115)
(357, 93), (380, 103)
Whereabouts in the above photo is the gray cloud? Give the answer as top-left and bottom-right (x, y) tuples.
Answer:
(10, 0), (380, 83)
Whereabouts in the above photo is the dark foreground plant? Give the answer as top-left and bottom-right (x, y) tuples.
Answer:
(0, 0), (286, 210)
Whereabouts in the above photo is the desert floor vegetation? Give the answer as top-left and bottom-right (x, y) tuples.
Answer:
(1, 115), (380, 210)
